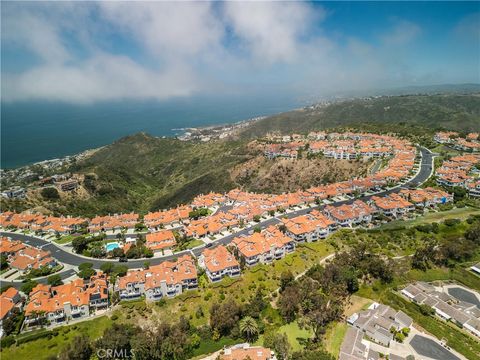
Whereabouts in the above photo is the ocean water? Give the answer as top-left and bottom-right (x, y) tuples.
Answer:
(1, 94), (302, 169)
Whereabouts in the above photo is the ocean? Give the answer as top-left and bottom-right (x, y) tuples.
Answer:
(1, 94), (303, 169)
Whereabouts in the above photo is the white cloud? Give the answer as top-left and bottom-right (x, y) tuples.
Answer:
(381, 19), (421, 45)
(2, 2), (469, 104)
(2, 54), (197, 103)
(223, 2), (321, 63)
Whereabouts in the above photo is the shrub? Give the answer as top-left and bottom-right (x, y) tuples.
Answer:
(16, 330), (53, 345)
(111, 314), (118, 321)
(1, 336), (15, 348)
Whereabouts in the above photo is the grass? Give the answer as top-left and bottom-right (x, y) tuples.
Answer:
(278, 321), (312, 351)
(190, 337), (237, 358)
(53, 235), (76, 244)
(378, 207), (480, 230)
(324, 322), (348, 358)
(1, 316), (113, 360)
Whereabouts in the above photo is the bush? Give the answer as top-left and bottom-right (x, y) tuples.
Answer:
(444, 218), (460, 227)
(1, 335), (15, 348)
(111, 314), (118, 321)
(16, 330), (53, 345)
(41, 187), (60, 200)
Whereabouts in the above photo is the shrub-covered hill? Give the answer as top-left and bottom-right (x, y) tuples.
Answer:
(240, 94), (480, 139)
(2, 93), (479, 217)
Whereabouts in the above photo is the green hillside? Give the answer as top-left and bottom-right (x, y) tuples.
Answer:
(240, 94), (480, 138)
(2, 93), (479, 217)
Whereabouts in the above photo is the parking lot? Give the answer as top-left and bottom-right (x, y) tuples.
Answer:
(409, 335), (460, 360)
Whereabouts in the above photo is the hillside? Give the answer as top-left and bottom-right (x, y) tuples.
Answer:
(2, 93), (479, 217)
(240, 94), (480, 138)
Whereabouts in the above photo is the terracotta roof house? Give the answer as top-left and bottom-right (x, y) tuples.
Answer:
(198, 245), (240, 282)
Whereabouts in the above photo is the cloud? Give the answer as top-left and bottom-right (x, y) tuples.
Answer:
(1, 2), (475, 104)
(381, 19), (421, 45)
(223, 2), (322, 63)
(454, 12), (480, 41)
(2, 54), (197, 103)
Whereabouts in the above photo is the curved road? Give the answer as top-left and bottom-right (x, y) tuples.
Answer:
(1, 147), (435, 289)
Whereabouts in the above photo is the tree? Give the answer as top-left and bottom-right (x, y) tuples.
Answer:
(72, 237), (90, 254)
(59, 335), (92, 360)
(279, 270), (294, 292)
(245, 289), (267, 319)
(47, 274), (63, 286)
(466, 222), (480, 243)
(113, 265), (128, 277)
(78, 263), (96, 280)
(41, 187), (60, 200)
(209, 300), (242, 336)
(239, 316), (259, 342)
(0, 254), (8, 270)
(110, 247), (124, 258)
(100, 262), (114, 274)
(278, 286), (300, 323)
(21, 280), (38, 295)
(263, 332), (290, 360)
(291, 349), (335, 360)
(95, 323), (139, 359)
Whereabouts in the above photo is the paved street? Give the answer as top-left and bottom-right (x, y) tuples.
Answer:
(0, 146), (435, 289)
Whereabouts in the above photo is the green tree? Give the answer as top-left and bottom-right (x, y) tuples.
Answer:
(20, 280), (38, 295)
(100, 262), (114, 274)
(263, 332), (290, 360)
(239, 316), (259, 342)
(41, 187), (60, 200)
(59, 335), (92, 360)
(47, 274), (63, 286)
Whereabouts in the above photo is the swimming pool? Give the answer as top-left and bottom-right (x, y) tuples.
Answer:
(105, 242), (120, 252)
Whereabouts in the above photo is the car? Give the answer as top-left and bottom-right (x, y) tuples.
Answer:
(205, 243), (213, 248)
(119, 257), (128, 262)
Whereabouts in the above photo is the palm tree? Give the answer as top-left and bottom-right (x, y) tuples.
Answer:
(240, 316), (259, 342)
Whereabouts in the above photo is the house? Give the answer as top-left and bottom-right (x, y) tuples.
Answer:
(24, 274), (108, 326)
(88, 213), (139, 233)
(339, 327), (367, 360)
(117, 255), (198, 301)
(8, 246), (57, 273)
(144, 206), (192, 230)
(232, 226), (295, 266)
(198, 245), (240, 282)
(219, 344), (275, 360)
(1, 188), (26, 199)
(0, 288), (22, 335)
(371, 194), (414, 218)
(324, 200), (375, 227)
(399, 187), (453, 207)
(145, 230), (177, 252)
(348, 302), (413, 347)
(281, 210), (335, 242)
(471, 262), (480, 275)
(56, 179), (78, 192)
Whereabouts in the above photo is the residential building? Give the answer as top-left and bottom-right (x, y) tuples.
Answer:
(24, 274), (108, 326)
(281, 210), (335, 242)
(219, 344), (275, 360)
(232, 226), (295, 266)
(198, 245), (240, 282)
(145, 230), (177, 252)
(117, 255), (197, 301)
(347, 302), (412, 347)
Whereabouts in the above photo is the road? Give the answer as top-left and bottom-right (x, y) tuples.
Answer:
(0, 147), (435, 289)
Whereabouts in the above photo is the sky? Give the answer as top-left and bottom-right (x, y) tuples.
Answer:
(1, 1), (479, 104)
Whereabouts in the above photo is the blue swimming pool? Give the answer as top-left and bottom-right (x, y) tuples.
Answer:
(105, 242), (120, 252)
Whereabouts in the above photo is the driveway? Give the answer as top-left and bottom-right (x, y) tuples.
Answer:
(409, 335), (461, 360)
